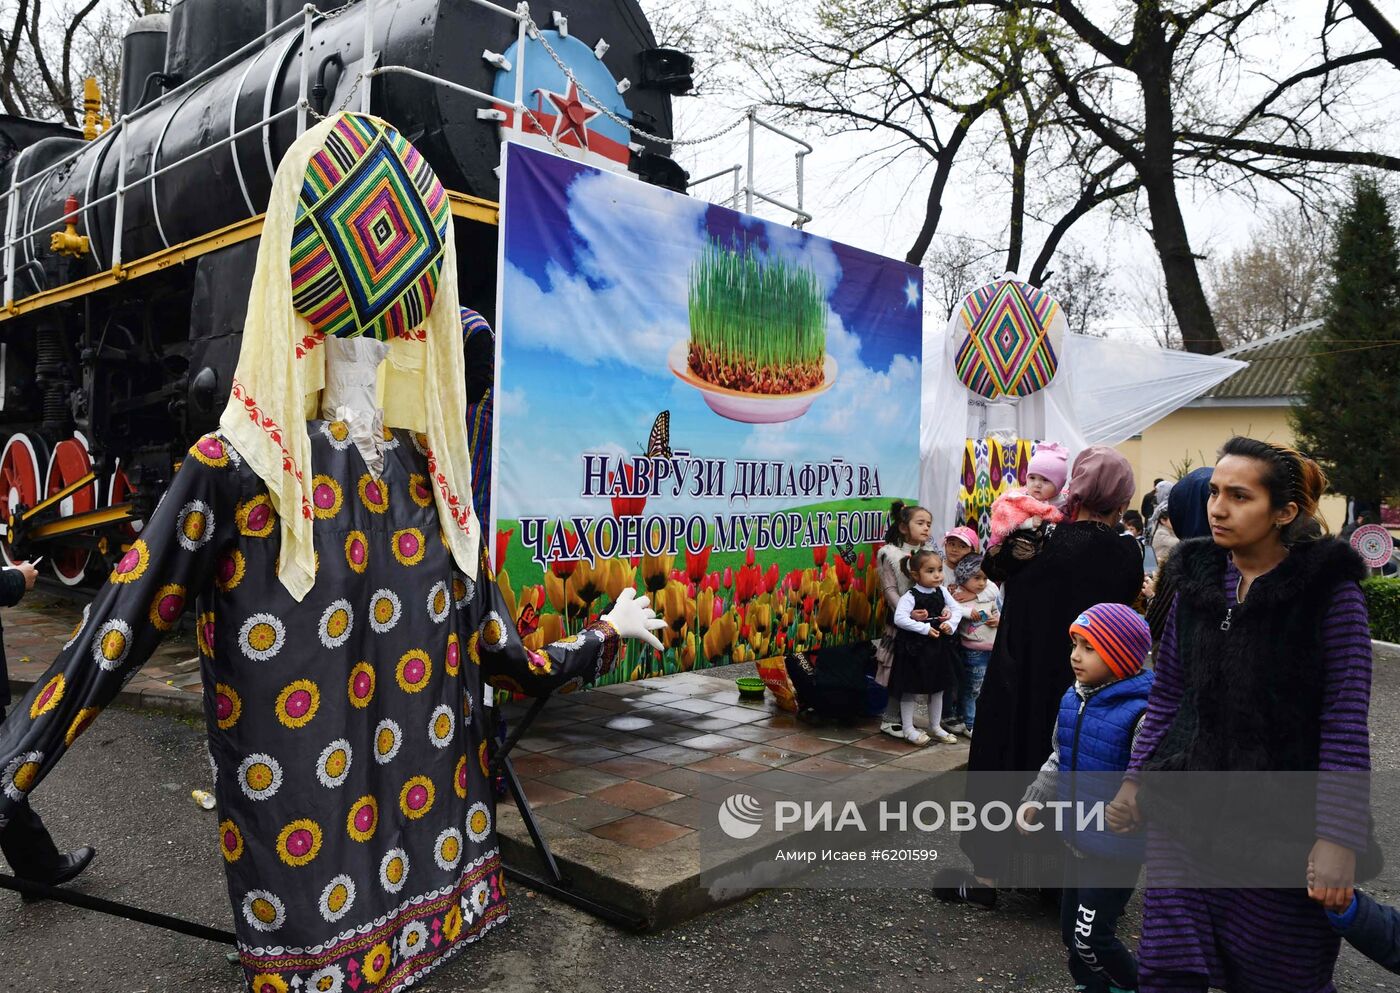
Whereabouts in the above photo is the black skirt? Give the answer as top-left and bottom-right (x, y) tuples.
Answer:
(888, 625), (959, 696)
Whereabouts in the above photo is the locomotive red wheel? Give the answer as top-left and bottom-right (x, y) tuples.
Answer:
(108, 458), (144, 538)
(0, 433), (45, 566)
(43, 433), (98, 586)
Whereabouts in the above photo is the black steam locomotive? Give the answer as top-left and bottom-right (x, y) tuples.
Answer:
(0, 0), (692, 587)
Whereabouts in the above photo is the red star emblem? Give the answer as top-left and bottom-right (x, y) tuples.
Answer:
(545, 81), (600, 149)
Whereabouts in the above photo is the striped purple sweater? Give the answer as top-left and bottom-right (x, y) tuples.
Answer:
(1128, 560), (1373, 992)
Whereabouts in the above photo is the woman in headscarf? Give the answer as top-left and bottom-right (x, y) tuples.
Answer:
(1145, 467), (1212, 642)
(1147, 478), (1180, 572)
(938, 446), (1145, 905)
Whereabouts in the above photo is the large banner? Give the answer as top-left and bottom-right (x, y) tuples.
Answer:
(493, 143), (923, 683)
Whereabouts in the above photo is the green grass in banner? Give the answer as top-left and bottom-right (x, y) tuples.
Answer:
(687, 240), (827, 395)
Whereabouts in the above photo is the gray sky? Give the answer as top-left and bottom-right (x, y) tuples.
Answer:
(653, 0), (1400, 342)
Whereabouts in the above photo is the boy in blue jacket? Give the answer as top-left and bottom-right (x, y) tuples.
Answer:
(1019, 602), (1154, 993)
(1308, 871), (1400, 973)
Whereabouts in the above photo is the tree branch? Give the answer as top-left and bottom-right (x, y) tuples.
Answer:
(1342, 0), (1400, 69)
(1232, 47), (1386, 130)
(1036, 37), (1144, 166)
(1178, 131), (1400, 170)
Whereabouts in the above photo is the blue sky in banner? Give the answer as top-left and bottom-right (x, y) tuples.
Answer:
(495, 143), (923, 521)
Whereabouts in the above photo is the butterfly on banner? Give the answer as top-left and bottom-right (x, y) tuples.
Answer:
(515, 602), (540, 640)
(642, 410), (672, 459)
(836, 539), (858, 564)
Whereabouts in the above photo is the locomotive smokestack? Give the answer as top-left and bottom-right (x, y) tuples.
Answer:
(118, 14), (170, 117)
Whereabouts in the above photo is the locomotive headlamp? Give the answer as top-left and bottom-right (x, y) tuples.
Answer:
(637, 49), (695, 95)
(190, 366), (219, 416)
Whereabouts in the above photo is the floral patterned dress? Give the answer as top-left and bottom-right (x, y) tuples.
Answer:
(0, 422), (620, 993)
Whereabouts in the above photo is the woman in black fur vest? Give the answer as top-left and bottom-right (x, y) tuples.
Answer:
(1108, 437), (1376, 993)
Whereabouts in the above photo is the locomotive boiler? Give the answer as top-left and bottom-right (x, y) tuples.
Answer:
(0, 0), (693, 587)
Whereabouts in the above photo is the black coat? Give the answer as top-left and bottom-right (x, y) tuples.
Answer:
(961, 520), (1143, 877)
(0, 567), (29, 709)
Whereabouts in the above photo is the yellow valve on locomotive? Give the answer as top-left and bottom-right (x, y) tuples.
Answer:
(82, 77), (102, 141)
(50, 196), (90, 258)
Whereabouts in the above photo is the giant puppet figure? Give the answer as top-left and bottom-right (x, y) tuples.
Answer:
(0, 114), (664, 993)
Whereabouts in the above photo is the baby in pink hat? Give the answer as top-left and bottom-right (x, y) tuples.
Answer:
(988, 442), (1069, 553)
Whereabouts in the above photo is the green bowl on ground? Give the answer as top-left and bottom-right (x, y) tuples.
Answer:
(736, 676), (766, 699)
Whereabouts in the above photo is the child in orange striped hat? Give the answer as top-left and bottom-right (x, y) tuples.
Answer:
(1018, 602), (1153, 992)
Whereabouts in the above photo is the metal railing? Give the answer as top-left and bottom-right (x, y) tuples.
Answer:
(0, 0), (540, 313)
(744, 109), (813, 228)
(0, 0), (822, 314)
(1, 4), (329, 309)
(687, 164), (742, 208)
(685, 110), (815, 228)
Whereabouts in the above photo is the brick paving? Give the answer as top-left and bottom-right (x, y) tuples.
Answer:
(499, 671), (969, 854)
(5, 593), (204, 714)
(4, 598), (963, 842)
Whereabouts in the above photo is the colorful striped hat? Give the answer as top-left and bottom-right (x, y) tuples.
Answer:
(1069, 603), (1150, 679)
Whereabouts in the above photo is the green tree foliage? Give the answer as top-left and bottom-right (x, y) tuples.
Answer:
(1292, 176), (1400, 507)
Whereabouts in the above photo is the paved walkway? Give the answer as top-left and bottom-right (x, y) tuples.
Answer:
(5, 593), (205, 713)
(4, 595), (968, 923)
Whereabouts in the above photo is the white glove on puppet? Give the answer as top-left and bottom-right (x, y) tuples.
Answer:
(600, 587), (666, 652)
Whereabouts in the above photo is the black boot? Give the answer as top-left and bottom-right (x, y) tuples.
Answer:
(20, 846), (96, 901)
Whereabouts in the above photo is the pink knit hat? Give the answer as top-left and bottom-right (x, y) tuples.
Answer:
(942, 526), (980, 554)
(1027, 442), (1070, 494)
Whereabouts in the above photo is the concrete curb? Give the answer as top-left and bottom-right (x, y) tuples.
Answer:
(10, 675), (204, 715)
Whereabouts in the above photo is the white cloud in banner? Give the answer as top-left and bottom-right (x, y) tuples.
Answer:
(496, 386), (529, 419)
(736, 310), (922, 496)
(502, 170), (710, 370)
(499, 162), (921, 514)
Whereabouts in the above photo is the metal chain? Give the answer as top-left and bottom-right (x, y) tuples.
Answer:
(302, 5), (751, 152)
(525, 15), (749, 148)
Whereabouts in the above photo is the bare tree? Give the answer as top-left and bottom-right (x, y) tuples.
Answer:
(2, 1), (170, 123)
(731, 1), (1044, 268)
(1332, 0), (1400, 71)
(1041, 241), (1119, 337)
(3, 0), (107, 125)
(838, 0), (1400, 355)
(923, 233), (1003, 322)
(1127, 254), (1183, 350)
(1206, 206), (1332, 348)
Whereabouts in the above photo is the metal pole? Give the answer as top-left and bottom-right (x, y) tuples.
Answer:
(795, 149), (809, 229)
(297, 4), (312, 134)
(361, 0), (375, 113)
(513, 3), (529, 136)
(112, 123), (128, 272)
(745, 109), (755, 215)
(732, 164), (740, 208)
(2, 184), (15, 307)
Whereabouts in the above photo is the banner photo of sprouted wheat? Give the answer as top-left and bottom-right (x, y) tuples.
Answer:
(494, 143), (923, 684)
(687, 241), (828, 395)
